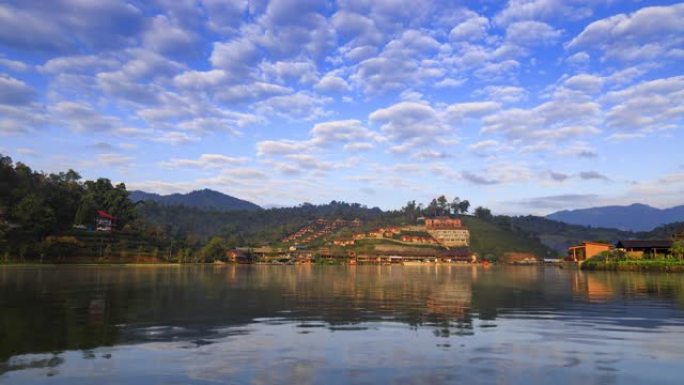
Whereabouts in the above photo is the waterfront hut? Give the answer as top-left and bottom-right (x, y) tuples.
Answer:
(566, 241), (612, 261)
(615, 240), (672, 257)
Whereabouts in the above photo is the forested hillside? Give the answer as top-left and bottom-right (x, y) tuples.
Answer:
(137, 200), (397, 247)
(0, 154), (142, 259)
(0, 154), (616, 262)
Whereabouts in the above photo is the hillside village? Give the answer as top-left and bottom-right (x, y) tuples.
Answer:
(235, 216), (476, 264)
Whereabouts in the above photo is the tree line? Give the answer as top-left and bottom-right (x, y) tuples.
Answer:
(0, 154), (138, 259)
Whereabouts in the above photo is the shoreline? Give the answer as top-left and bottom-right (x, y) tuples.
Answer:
(581, 258), (684, 272)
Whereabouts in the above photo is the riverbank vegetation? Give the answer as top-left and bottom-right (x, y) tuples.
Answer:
(582, 244), (684, 272)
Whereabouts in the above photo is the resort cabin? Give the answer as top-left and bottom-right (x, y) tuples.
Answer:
(425, 217), (463, 230)
(333, 239), (355, 247)
(615, 240), (672, 257)
(566, 241), (612, 262)
(95, 210), (115, 232)
(367, 229), (385, 239)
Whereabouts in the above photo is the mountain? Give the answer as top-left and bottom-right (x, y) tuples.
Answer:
(546, 203), (684, 231)
(130, 189), (261, 212)
(509, 215), (633, 253)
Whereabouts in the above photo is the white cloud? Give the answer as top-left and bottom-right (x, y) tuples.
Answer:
(310, 120), (382, 147)
(505, 21), (562, 46)
(216, 82), (292, 104)
(601, 75), (684, 134)
(494, 0), (601, 26)
(557, 142), (598, 158)
(210, 38), (260, 77)
(256, 140), (309, 156)
(563, 73), (604, 93)
(314, 75), (351, 93)
(0, 74), (35, 105)
(462, 162), (533, 185)
(478, 85), (528, 103)
(474, 60), (520, 81)
(173, 70), (230, 90)
(0, 58), (31, 72)
(370, 101), (446, 143)
(567, 51), (590, 66)
(253, 91), (331, 120)
(351, 29), (442, 93)
(159, 154), (249, 169)
(142, 14), (198, 57)
(0, 1), (144, 52)
(434, 78), (466, 88)
(482, 94), (601, 149)
(152, 131), (201, 145)
(446, 101), (501, 120)
(260, 60), (319, 85)
(51, 101), (121, 132)
(567, 3), (684, 61)
(449, 14), (489, 41)
(96, 153), (133, 168)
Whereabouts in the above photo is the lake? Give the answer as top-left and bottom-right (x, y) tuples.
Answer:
(1, 265), (683, 384)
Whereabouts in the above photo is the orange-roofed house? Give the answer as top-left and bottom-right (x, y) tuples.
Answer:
(566, 242), (613, 262)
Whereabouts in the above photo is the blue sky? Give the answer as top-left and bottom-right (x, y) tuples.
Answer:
(1, 0), (683, 214)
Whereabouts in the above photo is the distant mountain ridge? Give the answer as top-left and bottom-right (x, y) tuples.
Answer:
(546, 203), (684, 231)
(130, 189), (261, 212)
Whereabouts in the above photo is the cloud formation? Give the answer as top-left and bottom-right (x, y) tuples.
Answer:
(0, 0), (682, 213)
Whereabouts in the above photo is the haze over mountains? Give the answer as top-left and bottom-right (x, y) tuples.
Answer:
(130, 189), (261, 212)
(547, 204), (684, 231)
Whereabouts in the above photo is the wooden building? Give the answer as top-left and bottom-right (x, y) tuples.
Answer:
(615, 240), (672, 256)
(566, 241), (612, 261)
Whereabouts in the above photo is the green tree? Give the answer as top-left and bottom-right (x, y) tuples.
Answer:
(671, 240), (684, 259)
(436, 195), (448, 216)
(426, 198), (439, 217)
(13, 194), (56, 238)
(449, 197), (461, 215)
(199, 236), (227, 262)
(74, 195), (98, 227)
(458, 199), (470, 214)
(474, 206), (493, 220)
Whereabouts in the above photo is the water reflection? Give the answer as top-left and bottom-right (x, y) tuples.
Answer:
(1, 265), (684, 384)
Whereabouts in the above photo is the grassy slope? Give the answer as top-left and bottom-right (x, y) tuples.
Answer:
(461, 216), (555, 259)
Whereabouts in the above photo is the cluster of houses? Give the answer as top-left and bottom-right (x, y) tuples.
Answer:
(566, 239), (676, 261)
(281, 218), (362, 244)
(332, 217), (471, 248)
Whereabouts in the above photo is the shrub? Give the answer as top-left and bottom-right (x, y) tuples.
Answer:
(43, 236), (82, 257)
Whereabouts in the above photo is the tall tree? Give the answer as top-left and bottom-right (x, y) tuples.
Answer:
(436, 195), (448, 216)
(450, 197), (461, 215)
(458, 200), (470, 214)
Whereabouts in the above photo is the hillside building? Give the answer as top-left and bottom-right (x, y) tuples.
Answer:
(425, 217), (470, 247)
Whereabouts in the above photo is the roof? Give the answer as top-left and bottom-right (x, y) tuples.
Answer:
(97, 210), (114, 220)
(568, 242), (612, 249)
(583, 241), (613, 246)
(616, 240), (672, 249)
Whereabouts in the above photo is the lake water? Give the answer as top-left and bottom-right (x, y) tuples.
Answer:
(1, 265), (683, 384)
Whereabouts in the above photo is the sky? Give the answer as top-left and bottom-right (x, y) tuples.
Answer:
(0, 0), (683, 214)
